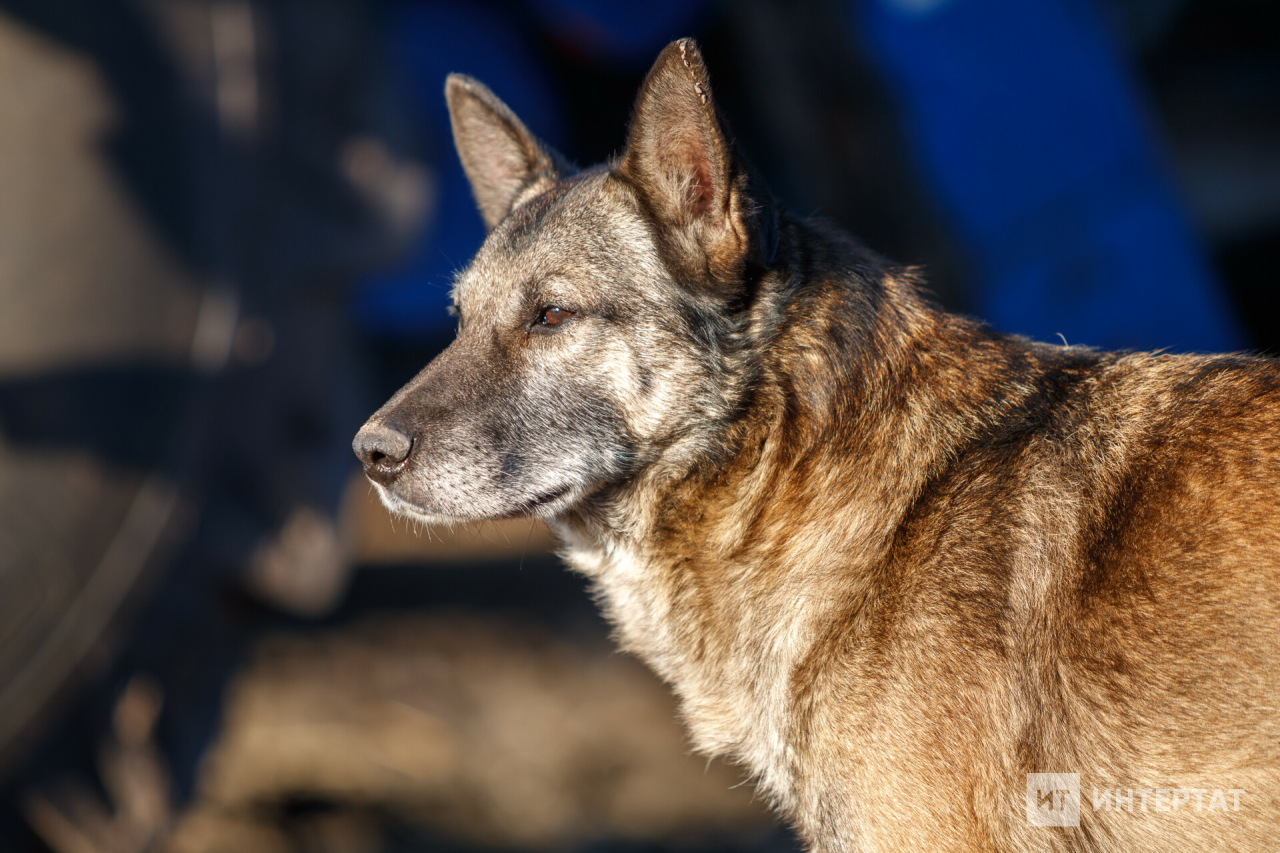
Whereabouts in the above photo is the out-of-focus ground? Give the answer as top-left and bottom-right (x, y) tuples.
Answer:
(22, 488), (787, 853)
(171, 608), (771, 851)
(165, 495), (778, 853)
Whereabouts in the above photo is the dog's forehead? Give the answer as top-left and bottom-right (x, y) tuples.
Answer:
(453, 172), (655, 309)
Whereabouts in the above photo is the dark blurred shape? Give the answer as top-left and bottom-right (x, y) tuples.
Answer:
(699, 0), (966, 309)
(0, 0), (412, 829)
(852, 0), (1246, 352)
(0, 0), (204, 796)
(1140, 0), (1280, 353)
(0, 367), (194, 471)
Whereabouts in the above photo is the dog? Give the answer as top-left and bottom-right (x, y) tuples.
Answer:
(353, 39), (1280, 852)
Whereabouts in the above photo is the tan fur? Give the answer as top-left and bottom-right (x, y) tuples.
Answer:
(354, 40), (1280, 852)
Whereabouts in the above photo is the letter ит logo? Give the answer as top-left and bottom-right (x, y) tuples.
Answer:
(1027, 773), (1080, 827)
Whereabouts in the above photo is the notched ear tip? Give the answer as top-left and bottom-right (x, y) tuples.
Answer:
(652, 38), (711, 92)
(621, 38), (756, 287)
(658, 37), (703, 65)
(623, 36), (728, 190)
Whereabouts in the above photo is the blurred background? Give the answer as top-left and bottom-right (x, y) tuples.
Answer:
(0, 0), (1276, 851)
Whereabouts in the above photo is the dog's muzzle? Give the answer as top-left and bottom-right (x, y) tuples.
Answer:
(352, 421), (413, 487)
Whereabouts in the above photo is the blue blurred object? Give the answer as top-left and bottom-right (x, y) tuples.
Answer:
(353, 1), (566, 339)
(854, 0), (1246, 352)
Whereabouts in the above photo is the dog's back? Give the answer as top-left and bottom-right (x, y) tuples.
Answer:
(763, 338), (1280, 849)
(354, 39), (1280, 852)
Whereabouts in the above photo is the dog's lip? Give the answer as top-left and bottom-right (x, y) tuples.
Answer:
(376, 489), (471, 525)
(377, 481), (575, 522)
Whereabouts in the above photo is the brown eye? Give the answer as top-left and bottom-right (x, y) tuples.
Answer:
(540, 306), (574, 326)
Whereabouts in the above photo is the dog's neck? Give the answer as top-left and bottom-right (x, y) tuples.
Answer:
(551, 218), (1037, 804)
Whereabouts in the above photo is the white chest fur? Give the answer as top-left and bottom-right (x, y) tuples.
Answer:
(549, 521), (805, 807)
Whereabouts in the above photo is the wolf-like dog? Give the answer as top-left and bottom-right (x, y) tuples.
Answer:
(353, 39), (1280, 852)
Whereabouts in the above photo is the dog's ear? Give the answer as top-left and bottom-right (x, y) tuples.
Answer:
(617, 39), (756, 286)
(446, 74), (567, 231)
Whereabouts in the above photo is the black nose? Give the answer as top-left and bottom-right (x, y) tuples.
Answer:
(353, 421), (414, 485)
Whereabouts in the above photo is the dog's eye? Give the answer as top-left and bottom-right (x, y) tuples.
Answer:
(540, 306), (574, 327)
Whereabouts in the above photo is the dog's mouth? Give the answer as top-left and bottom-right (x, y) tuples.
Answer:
(372, 488), (471, 527)
(371, 479), (579, 525)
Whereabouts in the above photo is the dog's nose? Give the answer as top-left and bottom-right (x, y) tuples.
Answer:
(353, 421), (414, 485)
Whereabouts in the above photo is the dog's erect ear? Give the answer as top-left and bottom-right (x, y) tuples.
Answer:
(446, 74), (567, 231)
(617, 39), (755, 286)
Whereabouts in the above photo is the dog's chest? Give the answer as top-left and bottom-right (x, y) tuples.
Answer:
(551, 522), (804, 802)
(552, 527), (682, 675)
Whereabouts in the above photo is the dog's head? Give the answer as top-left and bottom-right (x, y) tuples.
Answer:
(353, 39), (775, 524)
